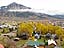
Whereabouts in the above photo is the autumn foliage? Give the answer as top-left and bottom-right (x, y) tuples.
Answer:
(17, 21), (64, 38)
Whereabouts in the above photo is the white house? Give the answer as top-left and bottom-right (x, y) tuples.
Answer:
(48, 39), (57, 46)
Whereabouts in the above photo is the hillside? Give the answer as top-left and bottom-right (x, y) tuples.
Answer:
(0, 2), (64, 20)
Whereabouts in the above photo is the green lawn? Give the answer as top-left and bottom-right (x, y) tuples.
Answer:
(16, 38), (45, 47)
(14, 37), (64, 48)
(16, 40), (28, 48)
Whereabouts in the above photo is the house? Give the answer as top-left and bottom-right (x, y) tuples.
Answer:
(32, 31), (41, 39)
(48, 39), (57, 48)
(1, 32), (16, 37)
(34, 33), (40, 39)
(46, 33), (51, 39)
(13, 38), (20, 41)
(0, 24), (8, 28)
(48, 39), (57, 45)
(52, 34), (58, 40)
(26, 40), (45, 48)
(8, 25), (17, 30)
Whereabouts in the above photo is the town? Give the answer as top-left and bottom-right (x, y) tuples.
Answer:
(0, 0), (64, 48)
(0, 20), (64, 48)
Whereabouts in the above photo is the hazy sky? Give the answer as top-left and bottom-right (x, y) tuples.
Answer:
(0, 0), (64, 15)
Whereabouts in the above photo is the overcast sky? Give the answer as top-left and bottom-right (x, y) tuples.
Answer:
(0, 0), (64, 15)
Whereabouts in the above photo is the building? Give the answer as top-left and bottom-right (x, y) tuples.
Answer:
(26, 40), (45, 48)
(48, 39), (57, 48)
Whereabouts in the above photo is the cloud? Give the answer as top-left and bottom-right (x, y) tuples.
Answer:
(0, 0), (64, 15)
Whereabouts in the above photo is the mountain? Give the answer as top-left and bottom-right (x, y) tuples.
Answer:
(0, 2), (49, 19)
(7, 2), (31, 9)
(0, 2), (64, 20)
(52, 15), (64, 19)
(0, 2), (31, 10)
